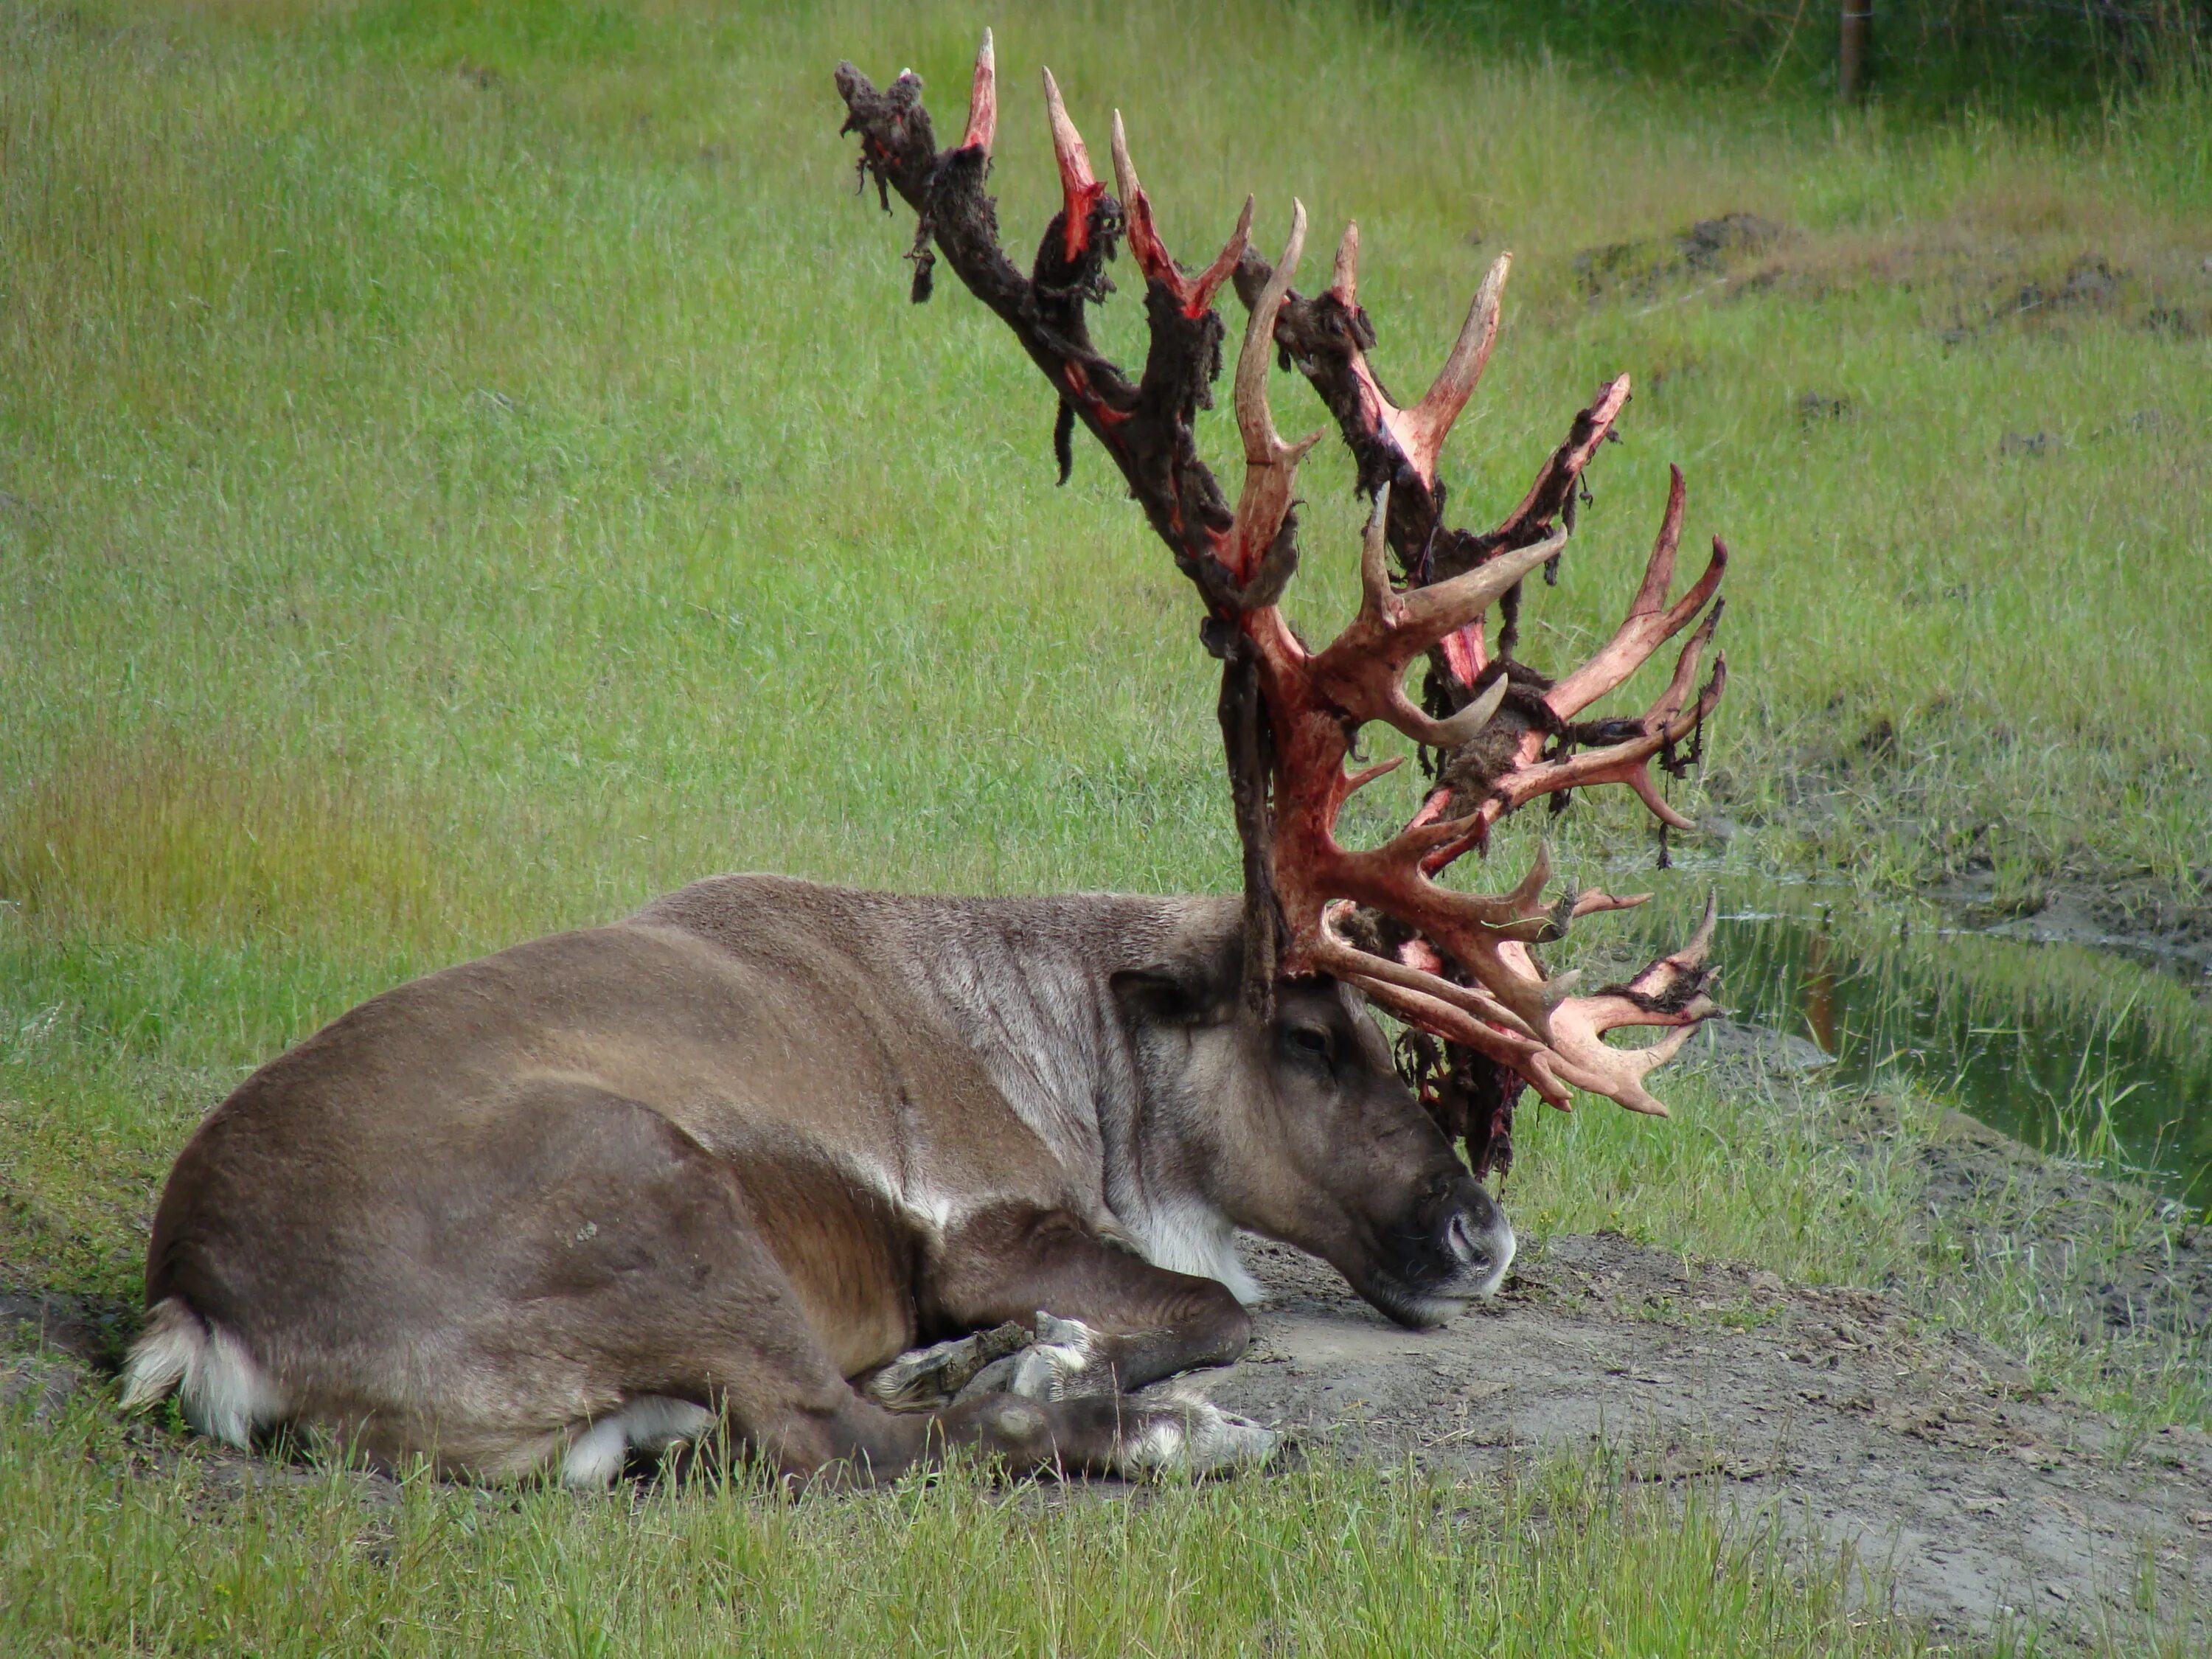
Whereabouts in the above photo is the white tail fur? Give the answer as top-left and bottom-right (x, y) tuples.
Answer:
(119, 1297), (286, 1447)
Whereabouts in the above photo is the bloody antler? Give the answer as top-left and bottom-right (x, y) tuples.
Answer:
(1224, 224), (1721, 1112)
(835, 35), (1728, 1141)
(1238, 229), (1730, 844)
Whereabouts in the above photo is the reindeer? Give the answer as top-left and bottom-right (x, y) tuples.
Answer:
(120, 34), (1728, 1486)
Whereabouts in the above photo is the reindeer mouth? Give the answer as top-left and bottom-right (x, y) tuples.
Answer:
(1364, 1272), (1479, 1330)
(1365, 1208), (1515, 1327)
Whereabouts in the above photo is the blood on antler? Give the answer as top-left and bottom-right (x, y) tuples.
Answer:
(836, 34), (1728, 1152)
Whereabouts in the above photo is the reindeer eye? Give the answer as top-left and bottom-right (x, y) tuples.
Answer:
(1288, 1026), (1332, 1061)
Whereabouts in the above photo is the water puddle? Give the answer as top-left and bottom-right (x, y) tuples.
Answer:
(1589, 872), (2212, 1200)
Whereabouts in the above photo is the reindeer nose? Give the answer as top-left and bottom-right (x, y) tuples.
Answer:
(1444, 1210), (1484, 1267)
(1439, 1197), (1515, 1294)
(1442, 1212), (1478, 1265)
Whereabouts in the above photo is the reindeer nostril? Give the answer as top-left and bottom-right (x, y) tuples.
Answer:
(1446, 1211), (1477, 1264)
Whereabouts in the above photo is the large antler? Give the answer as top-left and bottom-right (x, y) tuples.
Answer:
(1238, 229), (1730, 849)
(835, 35), (1728, 1157)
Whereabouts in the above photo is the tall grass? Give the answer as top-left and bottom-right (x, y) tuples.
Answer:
(1397, 0), (2212, 112)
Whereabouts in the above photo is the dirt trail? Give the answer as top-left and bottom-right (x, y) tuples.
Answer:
(1203, 1234), (2212, 1645)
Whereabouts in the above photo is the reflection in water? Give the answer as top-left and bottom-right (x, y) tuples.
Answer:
(1599, 876), (2212, 1200)
(1801, 919), (1837, 1057)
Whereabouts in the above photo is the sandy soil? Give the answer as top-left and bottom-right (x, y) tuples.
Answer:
(1203, 1232), (2212, 1646)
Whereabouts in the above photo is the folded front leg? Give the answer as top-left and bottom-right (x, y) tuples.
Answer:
(919, 1204), (1256, 1399)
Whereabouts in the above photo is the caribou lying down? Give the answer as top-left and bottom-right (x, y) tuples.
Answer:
(124, 35), (1731, 1484)
(129, 882), (1508, 1481)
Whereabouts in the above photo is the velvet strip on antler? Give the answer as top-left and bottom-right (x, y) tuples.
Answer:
(836, 32), (1728, 1144)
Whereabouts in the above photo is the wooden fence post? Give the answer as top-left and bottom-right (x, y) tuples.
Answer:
(1840, 1), (1872, 100)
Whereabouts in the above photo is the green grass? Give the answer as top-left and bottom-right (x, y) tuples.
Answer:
(6, 1408), (1955, 1659)
(4, 0), (2211, 1652)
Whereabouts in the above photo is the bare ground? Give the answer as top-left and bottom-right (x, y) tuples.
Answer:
(1207, 1231), (2212, 1648)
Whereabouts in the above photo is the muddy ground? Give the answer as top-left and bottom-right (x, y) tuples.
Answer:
(1206, 1230), (2211, 1647)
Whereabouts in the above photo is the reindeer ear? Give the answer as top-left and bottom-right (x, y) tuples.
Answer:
(1110, 942), (1241, 1028)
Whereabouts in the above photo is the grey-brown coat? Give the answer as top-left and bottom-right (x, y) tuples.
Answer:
(123, 876), (1512, 1484)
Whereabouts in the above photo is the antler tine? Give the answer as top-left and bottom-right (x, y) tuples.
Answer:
(1221, 201), (1324, 586)
(960, 29), (996, 155)
(1317, 246), (1512, 493)
(1307, 475), (1558, 751)
(1545, 475), (1728, 720)
(1040, 67), (1105, 262)
(1253, 232), (1517, 498)
(1237, 201), (1309, 457)
(1507, 841), (1552, 908)
(1652, 602), (1725, 726)
(1413, 902), (1557, 1046)
(1420, 659), (1512, 748)
(1546, 1015), (1703, 1116)
(1310, 911), (1544, 1045)
(1492, 373), (1633, 541)
(1391, 524), (1564, 651)
(1678, 889), (1720, 964)
(1189, 195), (1257, 319)
(1543, 894), (1724, 1115)
(1301, 835), (1566, 1045)
(1107, 111), (1142, 226)
(1395, 253), (1511, 487)
(1112, 111), (1253, 319)
(1630, 463), (1688, 617)
(1330, 962), (1573, 1108)
(1310, 530), (1554, 752)
(1492, 610), (1728, 831)
(1329, 220), (1359, 305)
(1356, 483), (1394, 615)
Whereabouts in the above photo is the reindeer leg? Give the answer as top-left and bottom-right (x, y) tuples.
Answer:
(724, 1380), (1276, 1486)
(861, 1320), (1034, 1411)
(355, 1088), (1261, 1486)
(913, 1204), (1259, 1405)
(509, 1141), (1265, 1478)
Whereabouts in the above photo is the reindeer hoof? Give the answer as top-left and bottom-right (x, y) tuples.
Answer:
(1119, 1386), (1279, 1477)
(864, 1321), (1030, 1411)
(953, 1312), (1111, 1404)
(1009, 1312), (1104, 1401)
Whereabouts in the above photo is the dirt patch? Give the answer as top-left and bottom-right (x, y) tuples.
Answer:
(1571, 212), (2212, 346)
(1206, 1232), (2212, 1646)
(1573, 212), (1785, 298)
(0, 1287), (128, 1426)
